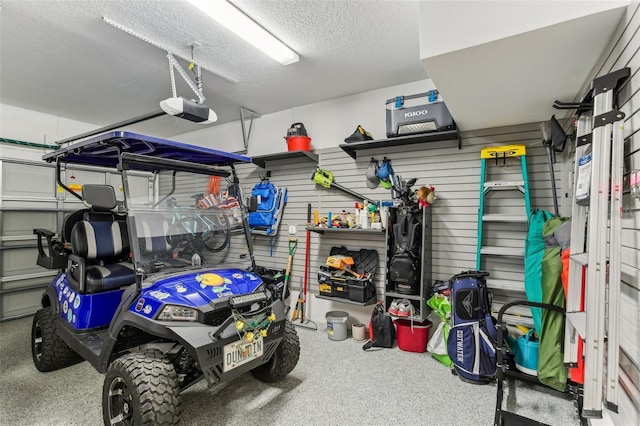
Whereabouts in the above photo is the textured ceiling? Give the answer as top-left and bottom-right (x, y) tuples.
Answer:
(0, 0), (427, 138)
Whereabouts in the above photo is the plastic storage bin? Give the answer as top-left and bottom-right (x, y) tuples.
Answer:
(394, 318), (431, 353)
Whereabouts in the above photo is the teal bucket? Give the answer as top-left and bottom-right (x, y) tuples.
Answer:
(515, 329), (539, 376)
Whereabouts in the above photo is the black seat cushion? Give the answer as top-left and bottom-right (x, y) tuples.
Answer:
(84, 263), (135, 293)
(70, 218), (133, 293)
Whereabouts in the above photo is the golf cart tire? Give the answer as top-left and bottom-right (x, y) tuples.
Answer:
(31, 307), (82, 372)
(251, 320), (300, 383)
(103, 350), (180, 426)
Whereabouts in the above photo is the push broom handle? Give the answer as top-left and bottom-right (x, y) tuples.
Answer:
(303, 203), (311, 300)
(283, 239), (295, 302)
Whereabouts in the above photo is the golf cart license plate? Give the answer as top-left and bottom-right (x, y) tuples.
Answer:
(223, 336), (263, 372)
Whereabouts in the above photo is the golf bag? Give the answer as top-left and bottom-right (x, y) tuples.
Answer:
(447, 270), (498, 384)
(388, 208), (422, 295)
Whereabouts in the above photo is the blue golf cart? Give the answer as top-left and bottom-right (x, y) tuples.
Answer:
(30, 131), (299, 425)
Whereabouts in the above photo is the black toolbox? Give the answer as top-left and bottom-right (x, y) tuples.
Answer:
(317, 246), (378, 303)
(318, 269), (349, 298)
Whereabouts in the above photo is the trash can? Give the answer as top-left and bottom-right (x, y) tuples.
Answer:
(325, 311), (349, 341)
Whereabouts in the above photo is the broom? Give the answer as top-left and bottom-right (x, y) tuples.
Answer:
(293, 203), (317, 330)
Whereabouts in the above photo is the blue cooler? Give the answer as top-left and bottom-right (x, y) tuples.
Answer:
(385, 91), (455, 138)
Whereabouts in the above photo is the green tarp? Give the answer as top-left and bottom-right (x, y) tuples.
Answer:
(538, 216), (570, 392)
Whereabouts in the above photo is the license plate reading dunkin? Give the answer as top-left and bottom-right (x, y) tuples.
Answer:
(223, 336), (264, 372)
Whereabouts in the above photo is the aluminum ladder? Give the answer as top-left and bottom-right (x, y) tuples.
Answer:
(476, 144), (531, 292)
(564, 67), (628, 418)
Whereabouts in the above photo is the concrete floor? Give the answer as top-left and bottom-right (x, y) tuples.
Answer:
(0, 316), (581, 425)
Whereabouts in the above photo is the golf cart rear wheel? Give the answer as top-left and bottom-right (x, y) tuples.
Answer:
(251, 320), (300, 382)
(103, 350), (180, 426)
(31, 307), (81, 372)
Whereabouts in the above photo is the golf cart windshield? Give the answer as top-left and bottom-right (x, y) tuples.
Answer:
(43, 131), (254, 278)
(127, 169), (244, 276)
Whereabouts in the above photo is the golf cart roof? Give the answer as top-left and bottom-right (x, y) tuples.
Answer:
(43, 131), (251, 169)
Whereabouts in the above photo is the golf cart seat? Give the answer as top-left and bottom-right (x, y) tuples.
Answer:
(67, 185), (135, 294)
(135, 212), (191, 271)
(33, 195), (125, 271)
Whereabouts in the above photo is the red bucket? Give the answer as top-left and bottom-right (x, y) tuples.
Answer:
(286, 136), (311, 152)
(394, 319), (431, 353)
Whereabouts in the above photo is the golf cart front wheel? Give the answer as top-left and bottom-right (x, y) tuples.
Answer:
(251, 320), (300, 382)
(103, 350), (180, 426)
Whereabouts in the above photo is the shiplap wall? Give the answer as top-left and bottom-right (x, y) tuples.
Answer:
(168, 122), (557, 326)
(575, 3), (640, 424)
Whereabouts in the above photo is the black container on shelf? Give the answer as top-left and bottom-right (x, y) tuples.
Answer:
(318, 266), (335, 296)
(317, 246), (378, 302)
(348, 278), (375, 303)
(318, 266), (350, 298)
(254, 265), (289, 299)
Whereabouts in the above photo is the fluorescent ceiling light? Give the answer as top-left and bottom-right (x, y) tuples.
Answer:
(186, 0), (299, 65)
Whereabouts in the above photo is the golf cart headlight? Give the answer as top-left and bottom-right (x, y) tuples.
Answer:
(229, 291), (268, 308)
(157, 305), (199, 321)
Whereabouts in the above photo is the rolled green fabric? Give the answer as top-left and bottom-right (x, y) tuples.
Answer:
(524, 210), (554, 335)
(537, 216), (570, 392)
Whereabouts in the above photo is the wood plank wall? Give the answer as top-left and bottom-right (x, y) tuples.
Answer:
(168, 122), (559, 322)
(221, 123), (561, 318)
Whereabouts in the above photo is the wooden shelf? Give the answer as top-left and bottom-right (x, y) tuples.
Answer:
(306, 226), (385, 235)
(251, 150), (318, 168)
(339, 130), (461, 159)
(314, 293), (377, 306)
